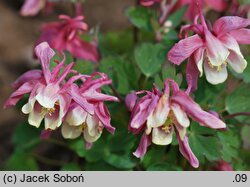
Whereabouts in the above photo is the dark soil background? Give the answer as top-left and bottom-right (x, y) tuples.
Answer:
(0, 0), (134, 169)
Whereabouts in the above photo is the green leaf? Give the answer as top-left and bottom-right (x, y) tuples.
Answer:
(126, 7), (153, 31)
(241, 125), (250, 149)
(155, 62), (182, 88)
(217, 128), (240, 162)
(147, 163), (182, 171)
(84, 161), (118, 171)
(99, 30), (133, 55)
(73, 60), (95, 75)
(195, 77), (225, 111)
(61, 163), (81, 171)
(142, 145), (166, 168)
(167, 6), (187, 29)
(5, 150), (39, 171)
(85, 140), (109, 162)
(104, 153), (137, 170)
(189, 123), (221, 164)
(241, 62), (250, 83)
(100, 56), (139, 94)
(107, 127), (136, 153)
(12, 123), (41, 151)
(225, 83), (250, 123)
(69, 138), (86, 158)
(134, 43), (166, 77)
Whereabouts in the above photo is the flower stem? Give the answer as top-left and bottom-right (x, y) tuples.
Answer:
(224, 112), (250, 120)
(32, 153), (66, 167)
(109, 84), (124, 102)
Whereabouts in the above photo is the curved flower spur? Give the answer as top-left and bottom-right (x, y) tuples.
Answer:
(4, 42), (118, 147)
(168, 7), (250, 89)
(126, 78), (226, 168)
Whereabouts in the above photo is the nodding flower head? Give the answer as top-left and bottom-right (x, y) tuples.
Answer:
(127, 78), (226, 168)
(4, 42), (118, 147)
(168, 10), (250, 89)
(37, 14), (99, 63)
(61, 72), (119, 148)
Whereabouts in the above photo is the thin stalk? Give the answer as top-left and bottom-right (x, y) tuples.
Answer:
(224, 112), (250, 120)
(109, 84), (124, 102)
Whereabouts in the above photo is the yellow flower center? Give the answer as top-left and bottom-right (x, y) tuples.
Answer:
(161, 110), (175, 133)
(41, 101), (59, 116)
(78, 122), (87, 132)
(208, 61), (228, 72)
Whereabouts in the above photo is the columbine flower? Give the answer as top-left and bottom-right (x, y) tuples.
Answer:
(61, 72), (119, 147)
(127, 79), (226, 168)
(4, 42), (74, 130)
(20, 0), (54, 17)
(37, 15), (99, 63)
(168, 12), (250, 87)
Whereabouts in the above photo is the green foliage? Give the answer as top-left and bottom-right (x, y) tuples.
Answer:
(154, 62), (183, 88)
(99, 30), (134, 55)
(126, 7), (154, 31)
(147, 163), (182, 171)
(61, 163), (81, 171)
(189, 122), (221, 164)
(217, 125), (240, 162)
(167, 6), (187, 29)
(12, 123), (41, 151)
(134, 43), (166, 77)
(225, 83), (250, 123)
(5, 150), (39, 171)
(99, 56), (140, 94)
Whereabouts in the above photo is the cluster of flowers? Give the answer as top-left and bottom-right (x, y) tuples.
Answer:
(126, 78), (226, 168)
(4, 42), (118, 148)
(4, 0), (250, 168)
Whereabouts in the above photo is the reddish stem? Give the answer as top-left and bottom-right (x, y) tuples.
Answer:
(224, 112), (250, 120)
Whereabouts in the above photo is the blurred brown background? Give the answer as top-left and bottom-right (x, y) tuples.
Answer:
(0, 0), (134, 167)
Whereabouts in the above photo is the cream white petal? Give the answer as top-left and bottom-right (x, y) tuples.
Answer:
(28, 108), (45, 128)
(65, 106), (88, 126)
(204, 61), (228, 84)
(61, 123), (82, 139)
(22, 99), (36, 114)
(171, 103), (190, 128)
(83, 127), (101, 143)
(35, 84), (59, 109)
(146, 94), (170, 129)
(152, 127), (173, 145)
(86, 114), (99, 137)
(174, 123), (187, 141)
(227, 51), (247, 73)
(44, 113), (62, 130)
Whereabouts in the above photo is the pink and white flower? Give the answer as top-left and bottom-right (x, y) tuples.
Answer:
(4, 42), (118, 146)
(127, 79), (226, 168)
(61, 72), (119, 146)
(168, 12), (250, 87)
(37, 15), (99, 63)
(4, 42), (74, 130)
